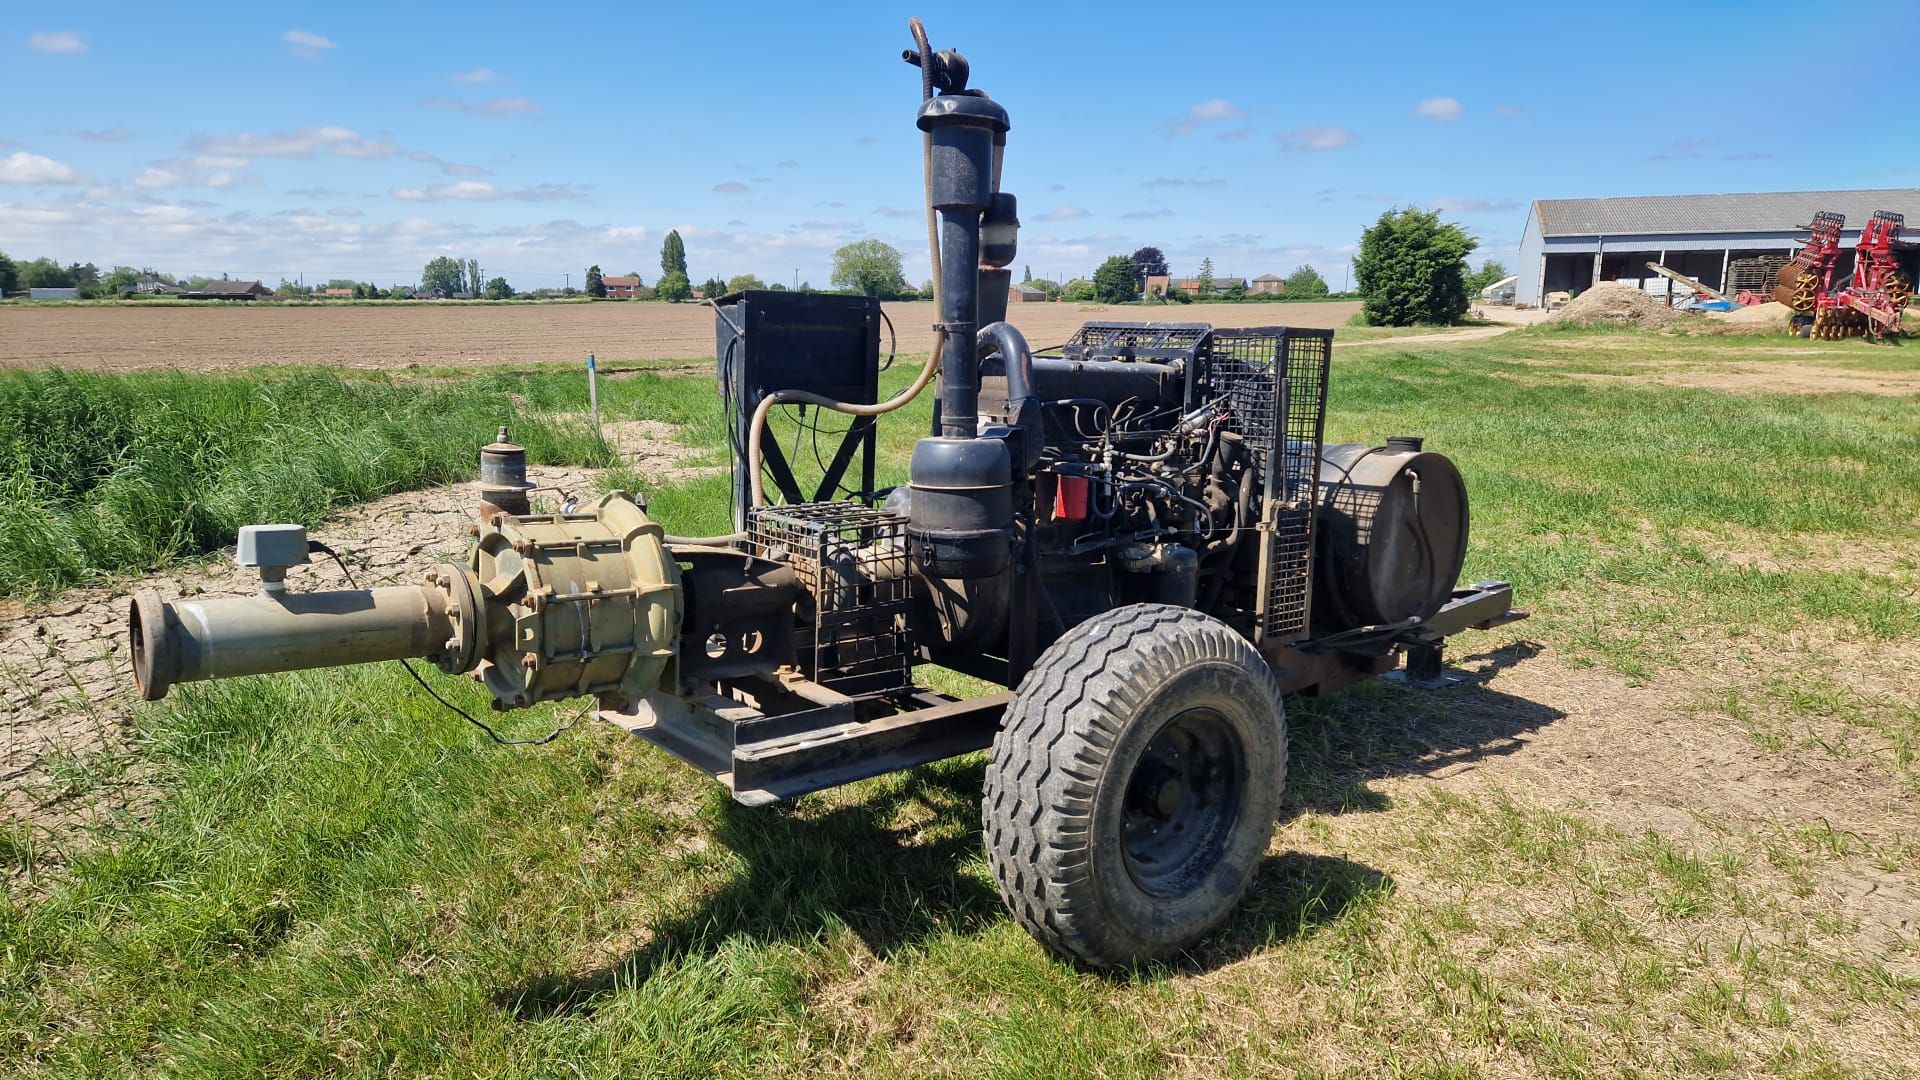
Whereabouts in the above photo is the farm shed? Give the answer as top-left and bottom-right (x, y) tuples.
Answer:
(1249, 273), (1285, 295)
(1514, 188), (1920, 307)
(1007, 282), (1046, 302)
(184, 280), (274, 301)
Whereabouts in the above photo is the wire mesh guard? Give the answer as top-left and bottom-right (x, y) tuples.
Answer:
(749, 502), (911, 692)
(1208, 328), (1332, 641)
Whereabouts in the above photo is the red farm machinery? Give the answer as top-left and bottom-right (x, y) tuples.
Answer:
(1774, 210), (1914, 340)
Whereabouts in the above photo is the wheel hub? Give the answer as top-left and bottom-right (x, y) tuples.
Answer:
(1119, 707), (1247, 898)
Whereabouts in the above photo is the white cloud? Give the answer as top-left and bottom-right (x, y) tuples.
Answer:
(422, 96), (541, 117)
(283, 30), (335, 58)
(28, 31), (86, 54)
(188, 126), (402, 160)
(0, 151), (89, 185)
(1414, 96), (1462, 121)
(1428, 196), (1519, 214)
(451, 67), (503, 85)
(70, 127), (132, 142)
(442, 162), (491, 177)
(130, 157), (261, 190)
(712, 181), (749, 194)
(1276, 127), (1354, 153)
(1120, 208), (1174, 221)
(1039, 206), (1090, 221)
(327, 206), (364, 217)
(872, 206), (920, 219)
(1169, 98), (1245, 136)
(390, 180), (586, 202)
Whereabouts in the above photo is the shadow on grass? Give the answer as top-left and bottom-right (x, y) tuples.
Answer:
(500, 763), (1001, 1020)
(1283, 640), (1560, 817)
(501, 641), (1555, 1009)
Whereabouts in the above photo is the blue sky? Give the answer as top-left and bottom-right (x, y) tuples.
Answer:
(3, 0), (1911, 291)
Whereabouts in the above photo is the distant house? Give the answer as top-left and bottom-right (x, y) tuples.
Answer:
(602, 274), (641, 298)
(1008, 282), (1046, 303)
(185, 280), (274, 301)
(1142, 273), (1171, 298)
(1170, 276), (1247, 296)
(134, 278), (185, 295)
(1249, 273), (1285, 296)
(321, 288), (355, 298)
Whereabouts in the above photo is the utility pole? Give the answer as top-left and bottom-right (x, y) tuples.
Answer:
(793, 268), (798, 289)
(565, 272), (571, 291)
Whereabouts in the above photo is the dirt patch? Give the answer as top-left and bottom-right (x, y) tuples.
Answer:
(1564, 364), (1920, 396)
(1360, 633), (1920, 951)
(0, 428), (715, 853)
(1549, 283), (1684, 328)
(0, 300), (1364, 373)
(1707, 300), (1792, 330)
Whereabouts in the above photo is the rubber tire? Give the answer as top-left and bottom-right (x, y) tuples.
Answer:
(982, 604), (1286, 968)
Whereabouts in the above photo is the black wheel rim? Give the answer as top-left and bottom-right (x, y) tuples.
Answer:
(1120, 707), (1247, 898)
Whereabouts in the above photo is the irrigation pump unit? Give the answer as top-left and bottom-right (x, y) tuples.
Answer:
(128, 20), (1524, 969)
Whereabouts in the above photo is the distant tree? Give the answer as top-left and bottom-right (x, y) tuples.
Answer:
(655, 271), (692, 302)
(1354, 207), (1476, 325)
(18, 258), (75, 289)
(660, 230), (688, 278)
(421, 256), (465, 297)
(830, 239), (908, 297)
(98, 265), (144, 295)
(584, 264), (606, 298)
(1064, 278), (1097, 301)
(66, 262), (100, 288)
(483, 276), (514, 300)
(799, 280), (812, 292)
(1463, 259), (1510, 296)
(768, 282), (788, 292)
(466, 259), (482, 296)
(1284, 265), (1330, 299)
(699, 275), (726, 298)
(1028, 277), (1059, 299)
(1223, 278), (1247, 300)
(726, 273), (765, 293)
(1093, 255), (1138, 303)
(1130, 246), (1168, 281)
(1022, 265), (1032, 283)
(0, 252), (17, 295)
(1195, 257), (1215, 296)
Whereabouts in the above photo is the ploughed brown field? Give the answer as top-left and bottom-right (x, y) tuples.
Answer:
(0, 299), (1363, 372)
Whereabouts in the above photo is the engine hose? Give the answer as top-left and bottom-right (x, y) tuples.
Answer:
(745, 19), (947, 510)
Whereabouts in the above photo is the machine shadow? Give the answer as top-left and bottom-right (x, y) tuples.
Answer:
(1281, 639), (1560, 817)
(500, 641), (1556, 1014)
(500, 762), (1002, 1021)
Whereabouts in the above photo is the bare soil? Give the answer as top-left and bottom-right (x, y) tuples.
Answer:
(0, 300), (1365, 373)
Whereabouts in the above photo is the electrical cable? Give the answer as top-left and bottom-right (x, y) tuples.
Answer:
(307, 540), (588, 747)
(742, 19), (947, 509)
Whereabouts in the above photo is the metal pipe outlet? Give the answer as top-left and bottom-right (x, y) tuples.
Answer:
(130, 584), (456, 701)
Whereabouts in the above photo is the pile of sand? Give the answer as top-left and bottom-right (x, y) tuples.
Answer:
(1549, 283), (1683, 328)
(1709, 301), (1791, 330)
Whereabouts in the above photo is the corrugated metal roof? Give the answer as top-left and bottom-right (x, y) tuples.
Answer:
(1533, 189), (1920, 237)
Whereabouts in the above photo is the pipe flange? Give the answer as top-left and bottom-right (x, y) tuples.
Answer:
(433, 566), (486, 675)
(129, 590), (175, 702)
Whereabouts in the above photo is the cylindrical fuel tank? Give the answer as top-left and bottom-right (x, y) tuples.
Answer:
(1313, 438), (1468, 632)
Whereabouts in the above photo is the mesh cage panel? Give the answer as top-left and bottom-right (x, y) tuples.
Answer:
(1209, 328), (1332, 641)
(749, 503), (911, 692)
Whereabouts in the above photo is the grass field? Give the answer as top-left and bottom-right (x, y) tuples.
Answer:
(4, 325), (1918, 1077)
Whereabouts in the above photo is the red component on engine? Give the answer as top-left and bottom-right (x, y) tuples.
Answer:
(1053, 474), (1089, 522)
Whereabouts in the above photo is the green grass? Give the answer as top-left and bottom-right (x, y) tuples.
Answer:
(0, 368), (616, 596)
(6, 327), (1920, 1076)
